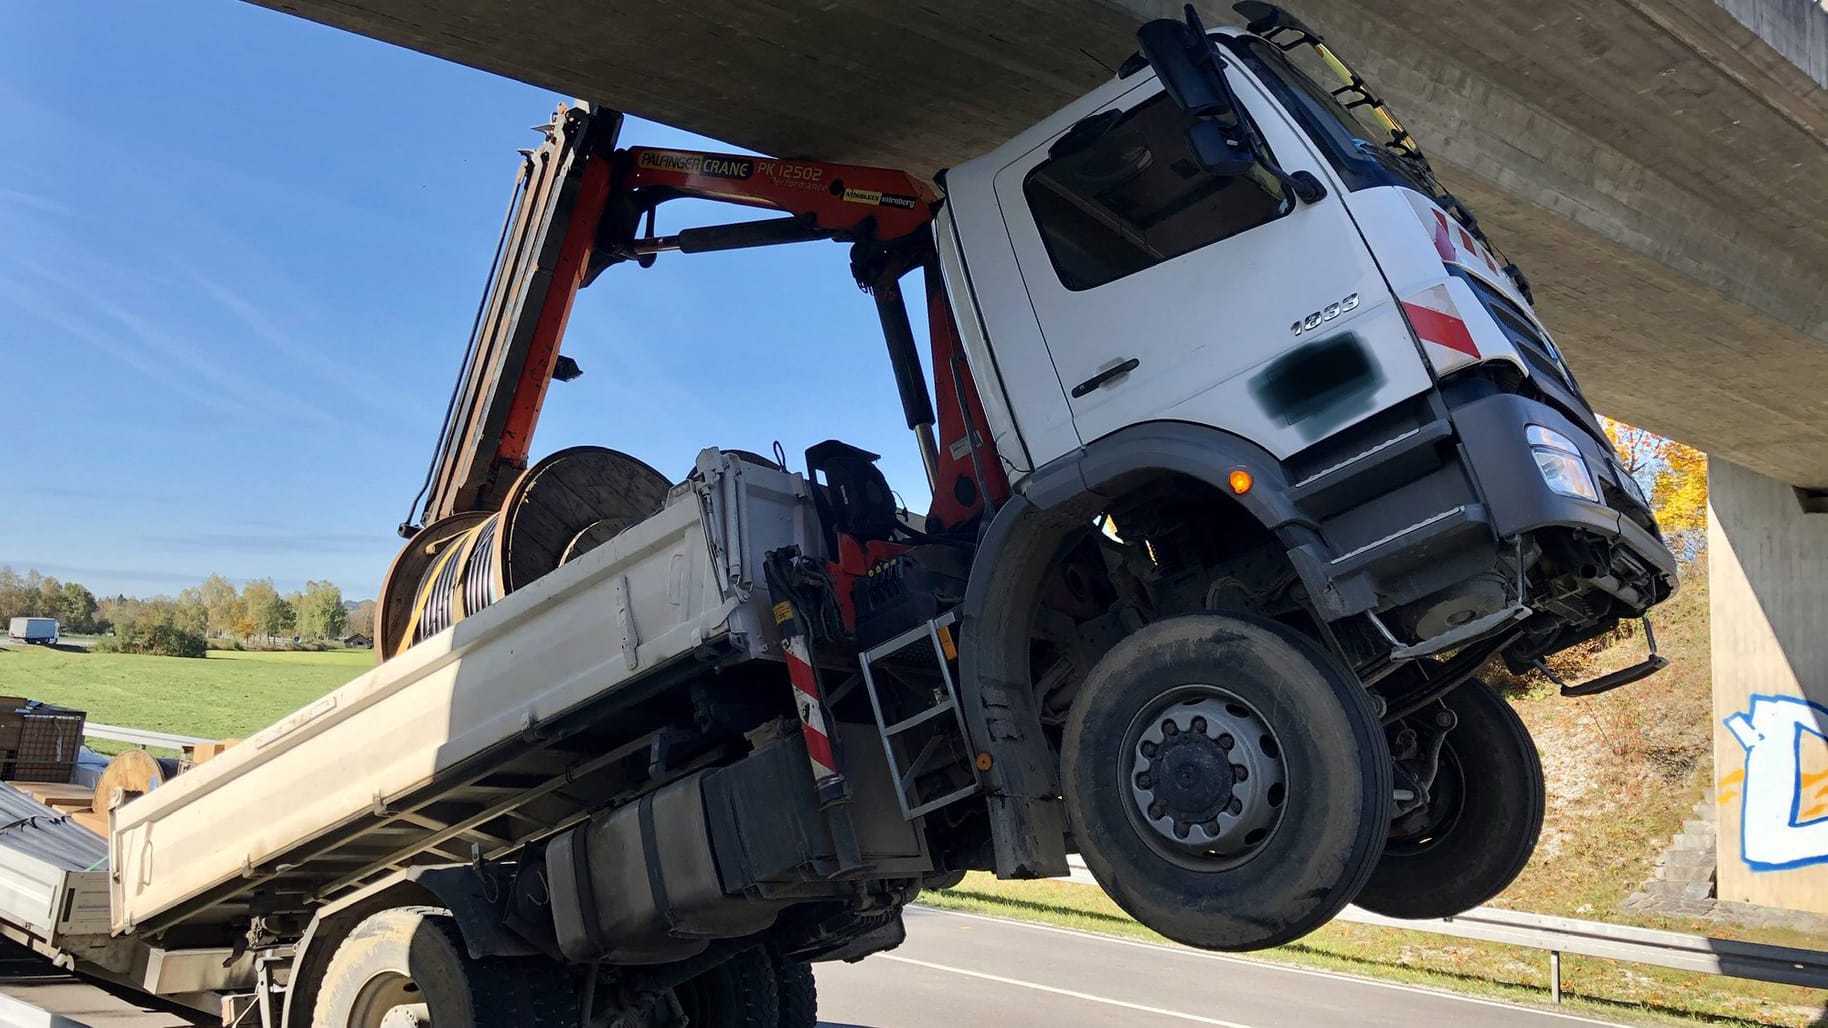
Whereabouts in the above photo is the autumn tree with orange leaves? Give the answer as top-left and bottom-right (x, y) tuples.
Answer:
(1601, 417), (1707, 557)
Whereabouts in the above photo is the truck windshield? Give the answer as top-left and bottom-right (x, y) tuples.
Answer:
(1219, 35), (1436, 199)
(1219, 29), (1533, 303)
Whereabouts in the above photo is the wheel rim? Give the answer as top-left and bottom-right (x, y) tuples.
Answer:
(348, 971), (430, 1028)
(1387, 742), (1467, 854)
(1120, 684), (1288, 871)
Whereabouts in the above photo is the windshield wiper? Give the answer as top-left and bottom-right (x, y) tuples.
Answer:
(1363, 135), (1438, 188)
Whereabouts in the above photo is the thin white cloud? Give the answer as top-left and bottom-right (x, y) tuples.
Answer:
(138, 528), (392, 556)
(15, 485), (178, 505)
(1, 256), (344, 428)
(0, 272), (256, 419)
(180, 264), (428, 427)
(0, 188), (72, 215)
(0, 559), (213, 590)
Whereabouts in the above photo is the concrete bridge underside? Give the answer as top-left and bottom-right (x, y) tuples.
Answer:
(250, 0), (1828, 488)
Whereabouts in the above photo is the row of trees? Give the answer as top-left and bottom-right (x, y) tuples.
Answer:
(0, 569), (99, 633)
(169, 575), (353, 643)
(1, 568), (374, 656)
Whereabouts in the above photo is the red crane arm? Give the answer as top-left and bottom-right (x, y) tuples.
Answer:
(409, 104), (997, 540)
(616, 147), (937, 243)
(491, 156), (614, 491)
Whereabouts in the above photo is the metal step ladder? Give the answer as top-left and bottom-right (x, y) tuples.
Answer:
(858, 610), (980, 819)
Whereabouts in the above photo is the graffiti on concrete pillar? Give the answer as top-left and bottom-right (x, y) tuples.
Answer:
(1723, 695), (1828, 871)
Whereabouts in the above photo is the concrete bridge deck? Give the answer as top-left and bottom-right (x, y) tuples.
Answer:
(247, 0), (1828, 485)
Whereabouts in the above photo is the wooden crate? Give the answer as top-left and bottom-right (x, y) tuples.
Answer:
(0, 701), (87, 783)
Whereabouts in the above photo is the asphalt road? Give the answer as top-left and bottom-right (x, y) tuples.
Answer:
(0, 909), (1621, 1027)
(814, 907), (1618, 1028)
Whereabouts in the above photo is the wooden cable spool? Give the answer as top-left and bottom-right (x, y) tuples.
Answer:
(92, 749), (181, 813)
(377, 446), (671, 659)
(375, 511), (489, 662)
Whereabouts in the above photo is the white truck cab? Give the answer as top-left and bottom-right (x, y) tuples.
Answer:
(930, 4), (1678, 940)
(939, 7), (1672, 657)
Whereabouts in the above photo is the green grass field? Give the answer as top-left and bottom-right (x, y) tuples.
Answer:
(0, 644), (365, 746)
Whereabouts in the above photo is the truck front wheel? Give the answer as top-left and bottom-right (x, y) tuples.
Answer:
(311, 906), (572, 1027)
(1354, 678), (1544, 919)
(1062, 613), (1391, 951)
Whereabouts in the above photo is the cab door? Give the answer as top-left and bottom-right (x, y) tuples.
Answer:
(992, 64), (1429, 458)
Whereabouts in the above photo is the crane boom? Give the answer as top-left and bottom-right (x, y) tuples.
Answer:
(407, 102), (939, 533)
(410, 104), (620, 532)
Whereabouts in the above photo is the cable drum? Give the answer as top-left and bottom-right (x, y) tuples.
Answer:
(495, 446), (672, 592)
(560, 517), (635, 565)
(413, 525), (473, 643)
(377, 446), (671, 659)
(375, 511), (489, 662)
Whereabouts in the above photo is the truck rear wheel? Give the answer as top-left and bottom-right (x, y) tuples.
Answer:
(776, 956), (817, 1028)
(1355, 678), (1544, 919)
(1062, 613), (1391, 951)
(674, 949), (779, 1027)
(311, 906), (572, 1027)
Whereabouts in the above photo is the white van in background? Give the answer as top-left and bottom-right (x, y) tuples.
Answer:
(6, 618), (59, 645)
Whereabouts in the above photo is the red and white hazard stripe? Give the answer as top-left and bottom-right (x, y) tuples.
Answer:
(1401, 283), (1480, 375)
(1432, 209), (1502, 276)
(783, 635), (837, 779)
(1429, 209), (1457, 263)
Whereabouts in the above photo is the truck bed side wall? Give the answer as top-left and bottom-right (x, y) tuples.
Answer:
(110, 455), (813, 935)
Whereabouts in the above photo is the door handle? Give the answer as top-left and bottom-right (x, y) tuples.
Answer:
(1071, 358), (1140, 398)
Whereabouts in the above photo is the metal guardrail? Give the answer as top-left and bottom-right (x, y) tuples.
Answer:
(1063, 857), (1828, 1001)
(82, 723), (212, 751)
(1335, 904), (1828, 1000)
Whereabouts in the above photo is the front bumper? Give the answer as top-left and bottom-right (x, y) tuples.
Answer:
(1282, 389), (1676, 657)
(1452, 393), (1679, 590)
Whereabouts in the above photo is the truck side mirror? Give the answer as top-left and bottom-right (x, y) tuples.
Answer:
(1135, 6), (1256, 177)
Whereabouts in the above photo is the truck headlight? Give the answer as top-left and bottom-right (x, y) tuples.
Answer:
(1526, 425), (1599, 502)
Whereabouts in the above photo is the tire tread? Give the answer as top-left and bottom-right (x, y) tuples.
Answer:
(311, 906), (572, 1027)
(777, 956), (818, 1028)
(1356, 678), (1545, 919)
(1062, 612), (1391, 952)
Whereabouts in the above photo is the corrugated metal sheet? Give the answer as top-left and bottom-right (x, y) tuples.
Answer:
(0, 783), (105, 939)
(0, 784), (105, 871)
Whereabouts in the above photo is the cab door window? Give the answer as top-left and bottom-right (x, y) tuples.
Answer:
(1023, 92), (1290, 292)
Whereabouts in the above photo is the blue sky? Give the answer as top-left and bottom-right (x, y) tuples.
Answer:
(0, 2), (931, 600)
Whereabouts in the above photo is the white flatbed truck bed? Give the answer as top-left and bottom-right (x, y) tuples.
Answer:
(0, 451), (820, 1014)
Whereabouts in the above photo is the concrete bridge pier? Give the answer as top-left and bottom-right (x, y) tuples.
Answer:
(1708, 459), (1828, 912)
